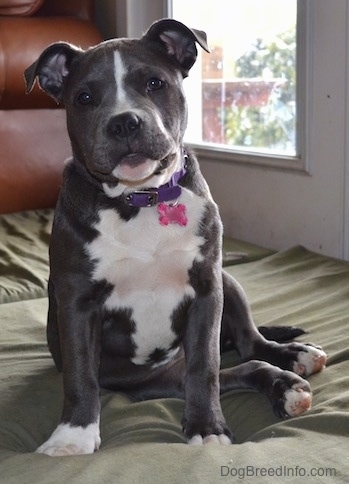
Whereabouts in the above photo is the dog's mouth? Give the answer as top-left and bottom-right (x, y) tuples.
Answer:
(116, 154), (159, 183)
(93, 153), (177, 186)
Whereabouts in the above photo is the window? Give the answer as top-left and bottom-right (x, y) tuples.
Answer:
(169, 0), (307, 169)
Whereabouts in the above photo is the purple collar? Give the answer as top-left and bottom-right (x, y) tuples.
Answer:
(124, 152), (188, 208)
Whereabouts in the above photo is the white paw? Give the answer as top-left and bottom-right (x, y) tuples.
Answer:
(284, 383), (312, 417)
(188, 434), (232, 446)
(293, 345), (327, 376)
(36, 422), (101, 456)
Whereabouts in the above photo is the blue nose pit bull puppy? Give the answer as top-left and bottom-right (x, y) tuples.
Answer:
(25, 19), (327, 456)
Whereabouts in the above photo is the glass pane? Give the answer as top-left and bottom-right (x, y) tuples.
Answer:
(171, 0), (297, 156)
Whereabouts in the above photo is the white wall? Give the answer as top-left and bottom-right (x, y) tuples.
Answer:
(95, 0), (349, 260)
(94, 0), (167, 39)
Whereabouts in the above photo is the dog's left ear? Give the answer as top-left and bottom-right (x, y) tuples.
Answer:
(144, 19), (210, 75)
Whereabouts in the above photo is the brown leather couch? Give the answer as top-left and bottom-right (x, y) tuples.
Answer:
(0, 0), (103, 214)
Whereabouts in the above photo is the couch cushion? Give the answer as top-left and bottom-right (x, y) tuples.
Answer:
(0, 0), (44, 16)
(0, 109), (70, 214)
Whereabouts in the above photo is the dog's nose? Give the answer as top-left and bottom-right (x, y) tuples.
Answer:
(107, 112), (141, 139)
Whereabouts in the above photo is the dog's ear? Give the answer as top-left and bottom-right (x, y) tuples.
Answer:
(144, 19), (210, 75)
(24, 42), (83, 103)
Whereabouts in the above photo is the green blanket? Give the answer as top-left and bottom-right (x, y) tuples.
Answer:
(0, 211), (348, 483)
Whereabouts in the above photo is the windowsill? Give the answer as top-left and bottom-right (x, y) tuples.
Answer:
(186, 143), (309, 173)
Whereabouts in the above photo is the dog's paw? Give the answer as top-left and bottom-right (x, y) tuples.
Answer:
(36, 422), (101, 456)
(188, 433), (232, 446)
(292, 344), (327, 376)
(283, 383), (312, 417)
(183, 415), (234, 446)
(255, 340), (327, 378)
(270, 371), (312, 419)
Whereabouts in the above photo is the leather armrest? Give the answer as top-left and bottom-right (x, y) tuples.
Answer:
(36, 0), (94, 20)
(0, 0), (94, 19)
(0, 0), (45, 16)
(0, 17), (103, 109)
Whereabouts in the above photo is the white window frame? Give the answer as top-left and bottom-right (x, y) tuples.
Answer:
(167, 0), (312, 173)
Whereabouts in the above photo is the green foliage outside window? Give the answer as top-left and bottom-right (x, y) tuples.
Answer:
(224, 28), (296, 153)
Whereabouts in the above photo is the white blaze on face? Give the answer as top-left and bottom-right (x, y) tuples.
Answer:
(113, 48), (171, 138)
(113, 49), (128, 107)
(108, 49), (178, 186)
(111, 50), (156, 182)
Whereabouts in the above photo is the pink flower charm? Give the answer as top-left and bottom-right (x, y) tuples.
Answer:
(158, 202), (188, 226)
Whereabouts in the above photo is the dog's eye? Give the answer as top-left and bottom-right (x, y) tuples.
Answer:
(146, 78), (166, 92)
(77, 92), (93, 105)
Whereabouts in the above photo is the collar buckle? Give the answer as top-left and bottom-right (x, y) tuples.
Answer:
(126, 190), (159, 207)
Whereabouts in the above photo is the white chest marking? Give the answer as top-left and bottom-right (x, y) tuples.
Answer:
(86, 190), (205, 365)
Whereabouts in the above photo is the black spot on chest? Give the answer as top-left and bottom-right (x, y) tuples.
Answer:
(147, 348), (169, 365)
(171, 295), (192, 337)
(101, 308), (137, 359)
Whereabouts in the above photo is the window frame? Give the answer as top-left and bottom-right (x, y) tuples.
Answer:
(167, 0), (312, 173)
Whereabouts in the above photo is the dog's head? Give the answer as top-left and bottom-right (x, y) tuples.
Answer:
(25, 19), (209, 192)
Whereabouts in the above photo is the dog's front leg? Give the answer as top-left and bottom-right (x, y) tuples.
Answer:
(182, 269), (233, 445)
(37, 297), (101, 456)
